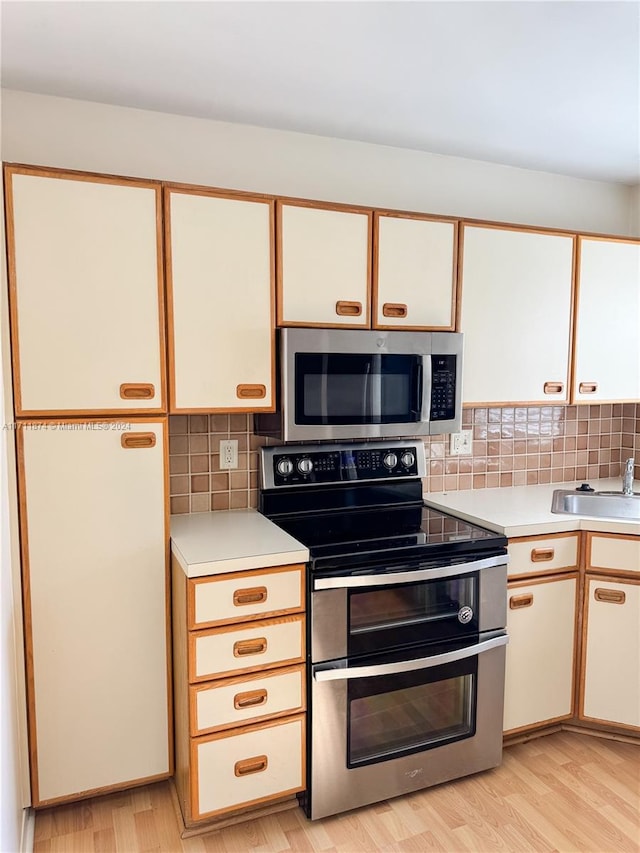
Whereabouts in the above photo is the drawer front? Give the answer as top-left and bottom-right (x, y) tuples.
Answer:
(190, 665), (305, 736)
(190, 615), (305, 682)
(193, 714), (305, 819)
(189, 565), (304, 629)
(586, 534), (640, 576)
(507, 534), (578, 578)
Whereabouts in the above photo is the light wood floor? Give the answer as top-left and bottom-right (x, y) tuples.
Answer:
(33, 732), (639, 853)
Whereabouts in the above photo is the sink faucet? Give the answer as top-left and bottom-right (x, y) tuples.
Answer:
(622, 457), (635, 495)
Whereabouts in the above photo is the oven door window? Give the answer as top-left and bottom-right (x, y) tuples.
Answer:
(347, 653), (477, 768)
(295, 353), (422, 425)
(348, 575), (478, 656)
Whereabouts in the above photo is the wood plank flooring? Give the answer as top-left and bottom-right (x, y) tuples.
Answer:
(33, 732), (639, 852)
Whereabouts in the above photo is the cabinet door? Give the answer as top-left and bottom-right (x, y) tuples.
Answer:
(573, 237), (640, 403)
(166, 189), (275, 411)
(5, 167), (165, 415)
(581, 576), (640, 730)
(19, 421), (170, 804)
(277, 201), (372, 327)
(374, 213), (456, 329)
(503, 575), (577, 733)
(459, 225), (574, 404)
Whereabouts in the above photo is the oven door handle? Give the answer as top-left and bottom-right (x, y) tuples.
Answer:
(313, 554), (507, 590)
(313, 633), (509, 682)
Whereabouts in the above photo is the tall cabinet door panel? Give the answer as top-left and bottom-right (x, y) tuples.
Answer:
(504, 575), (577, 733)
(19, 421), (170, 804)
(459, 225), (574, 405)
(5, 167), (165, 415)
(166, 189), (274, 411)
(374, 213), (457, 330)
(277, 201), (372, 327)
(573, 237), (640, 403)
(581, 576), (640, 730)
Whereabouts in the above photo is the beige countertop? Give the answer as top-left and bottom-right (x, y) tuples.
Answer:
(170, 509), (309, 578)
(423, 478), (640, 538)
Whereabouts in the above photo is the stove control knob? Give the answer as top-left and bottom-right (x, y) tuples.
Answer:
(401, 451), (415, 468)
(383, 452), (398, 470)
(276, 458), (293, 477)
(298, 457), (314, 475)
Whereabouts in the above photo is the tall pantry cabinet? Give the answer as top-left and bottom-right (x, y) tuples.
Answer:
(5, 165), (171, 805)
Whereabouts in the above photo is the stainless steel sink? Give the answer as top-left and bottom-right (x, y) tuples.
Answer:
(551, 489), (640, 520)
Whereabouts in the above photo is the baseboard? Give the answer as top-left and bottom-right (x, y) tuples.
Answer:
(21, 807), (34, 853)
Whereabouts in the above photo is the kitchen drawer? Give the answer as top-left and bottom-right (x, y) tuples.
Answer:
(192, 714), (305, 819)
(585, 534), (640, 576)
(189, 614), (305, 682)
(188, 565), (304, 629)
(190, 664), (305, 736)
(507, 533), (578, 578)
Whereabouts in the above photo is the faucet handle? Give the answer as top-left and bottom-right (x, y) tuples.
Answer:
(625, 457), (635, 470)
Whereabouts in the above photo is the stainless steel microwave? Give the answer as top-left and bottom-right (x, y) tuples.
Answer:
(254, 328), (463, 442)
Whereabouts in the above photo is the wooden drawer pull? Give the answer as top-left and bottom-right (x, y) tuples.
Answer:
(510, 594), (534, 610)
(382, 302), (408, 319)
(594, 588), (626, 605)
(234, 755), (268, 777)
(233, 638), (268, 658)
(543, 382), (564, 395)
(236, 384), (267, 400)
(233, 586), (268, 607)
(531, 548), (554, 562)
(335, 300), (362, 317)
(579, 382), (598, 394)
(120, 383), (155, 400)
(121, 432), (156, 449)
(234, 689), (268, 710)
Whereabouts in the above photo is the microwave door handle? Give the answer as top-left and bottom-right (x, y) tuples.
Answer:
(421, 354), (432, 424)
(314, 634), (509, 682)
(313, 554), (508, 590)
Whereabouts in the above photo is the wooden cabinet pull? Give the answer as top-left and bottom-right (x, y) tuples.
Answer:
(236, 384), (267, 400)
(531, 548), (554, 563)
(543, 382), (564, 395)
(233, 586), (268, 607)
(579, 382), (598, 394)
(335, 301), (362, 317)
(121, 432), (156, 449)
(382, 303), (408, 319)
(233, 638), (267, 658)
(234, 755), (268, 777)
(234, 689), (268, 710)
(119, 383), (155, 400)
(594, 588), (626, 605)
(509, 594), (534, 610)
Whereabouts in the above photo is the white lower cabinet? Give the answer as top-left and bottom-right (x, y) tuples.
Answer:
(504, 574), (577, 733)
(19, 421), (170, 804)
(581, 576), (640, 730)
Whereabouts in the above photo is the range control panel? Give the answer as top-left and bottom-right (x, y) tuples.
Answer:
(262, 441), (426, 489)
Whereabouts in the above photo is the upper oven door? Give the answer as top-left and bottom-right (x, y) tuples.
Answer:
(311, 554), (507, 663)
(281, 328), (435, 441)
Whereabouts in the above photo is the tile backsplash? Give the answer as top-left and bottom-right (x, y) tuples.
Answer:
(169, 404), (640, 514)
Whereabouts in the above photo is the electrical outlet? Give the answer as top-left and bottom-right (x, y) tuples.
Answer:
(219, 439), (238, 469)
(449, 430), (473, 456)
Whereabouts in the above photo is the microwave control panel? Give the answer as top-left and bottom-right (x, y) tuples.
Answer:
(266, 442), (423, 487)
(429, 354), (457, 421)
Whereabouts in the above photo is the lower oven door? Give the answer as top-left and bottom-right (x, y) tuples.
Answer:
(307, 632), (508, 820)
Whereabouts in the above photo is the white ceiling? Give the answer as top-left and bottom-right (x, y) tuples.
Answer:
(1, 1), (639, 185)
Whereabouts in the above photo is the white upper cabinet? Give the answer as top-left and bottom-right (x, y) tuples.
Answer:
(459, 225), (575, 405)
(374, 213), (457, 329)
(277, 201), (372, 327)
(6, 167), (165, 415)
(573, 237), (640, 403)
(166, 189), (274, 412)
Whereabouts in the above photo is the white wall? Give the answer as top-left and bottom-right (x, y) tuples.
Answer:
(630, 185), (640, 235)
(0, 91), (32, 852)
(1, 89), (635, 236)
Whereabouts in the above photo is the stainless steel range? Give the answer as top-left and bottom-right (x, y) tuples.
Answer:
(259, 440), (508, 821)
